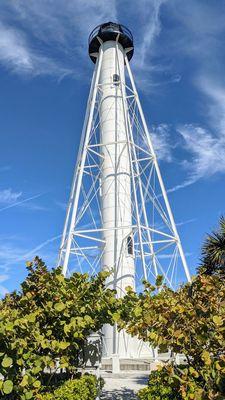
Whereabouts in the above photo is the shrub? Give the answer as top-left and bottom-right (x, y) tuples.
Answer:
(138, 369), (181, 400)
(38, 375), (99, 400)
(119, 273), (225, 398)
(0, 257), (117, 399)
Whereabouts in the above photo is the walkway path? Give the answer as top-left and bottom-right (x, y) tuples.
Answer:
(100, 372), (148, 399)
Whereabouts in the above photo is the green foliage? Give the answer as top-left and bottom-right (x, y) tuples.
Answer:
(138, 369), (181, 400)
(38, 375), (99, 400)
(118, 219), (225, 399)
(0, 257), (117, 399)
(118, 273), (225, 399)
(199, 216), (225, 275)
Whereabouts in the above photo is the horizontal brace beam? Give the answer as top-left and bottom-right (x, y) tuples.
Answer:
(73, 233), (105, 243)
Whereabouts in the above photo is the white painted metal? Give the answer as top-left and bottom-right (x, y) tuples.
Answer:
(99, 41), (136, 357)
(100, 41), (135, 293)
(59, 48), (103, 276)
(125, 56), (191, 283)
(58, 34), (191, 360)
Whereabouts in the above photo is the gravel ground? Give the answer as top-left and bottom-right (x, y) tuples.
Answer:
(99, 372), (148, 399)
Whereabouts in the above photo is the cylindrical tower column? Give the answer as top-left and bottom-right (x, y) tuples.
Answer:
(89, 23), (136, 358)
(100, 40), (134, 293)
(100, 40), (134, 357)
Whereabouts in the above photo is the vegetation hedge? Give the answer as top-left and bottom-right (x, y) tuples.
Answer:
(119, 218), (225, 399)
(37, 375), (99, 400)
(138, 369), (181, 400)
(0, 257), (117, 399)
(0, 218), (225, 399)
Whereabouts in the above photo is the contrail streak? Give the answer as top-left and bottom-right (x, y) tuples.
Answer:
(0, 193), (44, 212)
(1, 234), (62, 271)
(22, 234), (62, 260)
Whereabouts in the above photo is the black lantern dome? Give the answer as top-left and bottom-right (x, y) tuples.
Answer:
(88, 22), (134, 63)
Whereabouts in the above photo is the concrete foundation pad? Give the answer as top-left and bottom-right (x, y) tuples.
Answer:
(101, 357), (168, 372)
(100, 372), (149, 399)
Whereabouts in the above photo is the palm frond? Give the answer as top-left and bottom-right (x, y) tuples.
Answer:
(199, 216), (225, 275)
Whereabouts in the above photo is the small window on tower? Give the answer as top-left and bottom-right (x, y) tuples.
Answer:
(127, 235), (134, 256)
(113, 74), (120, 86)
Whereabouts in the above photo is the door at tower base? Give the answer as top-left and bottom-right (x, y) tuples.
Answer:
(102, 324), (154, 359)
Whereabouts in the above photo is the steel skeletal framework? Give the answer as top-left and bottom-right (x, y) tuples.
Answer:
(58, 22), (191, 359)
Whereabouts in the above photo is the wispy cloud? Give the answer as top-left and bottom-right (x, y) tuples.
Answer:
(21, 234), (61, 261)
(0, 21), (72, 77)
(178, 124), (225, 180)
(128, 0), (179, 91)
(0, 192), (45, 212)
(0, 188), (22, 204)
(172, 77), (225, 189)
(0, 1), (224, 195)
(134, 0), (167, 70)
(0, 22), (33, 73)
(176, 218), (196, 227)
(0, 0), (117, 77)
(167, 179), (195, 194)
(162, 0), (225, 194)
(0, 234), (61, 277)
(150, 124), (173, 162)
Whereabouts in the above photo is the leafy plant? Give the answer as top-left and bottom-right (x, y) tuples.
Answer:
(0, 257), (117, 399)
(199, 216), (225, 276)
(118, 239), (225, 399)
(138, 369), (182, 400)
(37, 375), (99, 400)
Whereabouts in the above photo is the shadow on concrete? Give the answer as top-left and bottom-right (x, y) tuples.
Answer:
(132, 375), (148, 385)
(100, 389), (138, 399)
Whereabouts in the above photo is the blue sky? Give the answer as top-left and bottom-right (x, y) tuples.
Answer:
(0, 0), (225, 295)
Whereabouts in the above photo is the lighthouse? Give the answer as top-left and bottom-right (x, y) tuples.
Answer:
(58, 22), (191, 359)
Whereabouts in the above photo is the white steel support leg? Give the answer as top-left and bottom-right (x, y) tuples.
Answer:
(58, 53), (101, 269)
(125, 56), (191, 283)
(60, 48), (103, 276)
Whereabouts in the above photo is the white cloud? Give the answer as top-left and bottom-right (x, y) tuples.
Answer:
(0, 0), (117, 77)
(0, 244), (25, 265)
(0, 21), (72, 76)
(178, 124), (225, 180)
(0, 188), (22, 204)
(0, 22), (33, 73)
(0, 192), (46, 212)
(128, 0), (176, 92)
(20, 234), (61, 261)
(167, 179), (195, 194)
(178, 76), (225, 179)
(176, 218), (196, 227)
(0, 0), (172, 82)
(6, 0), (117, 41)
(150, 124), (173, 162)
(134, 0), (167, 70)
(167, 76), (225, 193)
(0, 234), (61, 277)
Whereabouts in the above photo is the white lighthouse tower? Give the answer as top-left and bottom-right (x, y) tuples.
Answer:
(58, 22), (191, 359)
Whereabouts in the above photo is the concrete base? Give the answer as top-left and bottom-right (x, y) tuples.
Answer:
(100, 372), (149, 399)
(101, 357), (170, 372)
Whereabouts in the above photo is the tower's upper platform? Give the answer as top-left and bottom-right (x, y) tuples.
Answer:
(88, 22), (134, 63)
